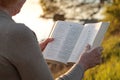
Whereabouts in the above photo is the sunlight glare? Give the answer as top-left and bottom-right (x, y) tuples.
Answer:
(12, 0), (54, 41)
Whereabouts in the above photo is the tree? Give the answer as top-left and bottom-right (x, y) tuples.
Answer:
(39, 0), (112, 21)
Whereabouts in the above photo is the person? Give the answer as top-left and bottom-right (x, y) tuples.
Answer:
(0, 0), (103, 80)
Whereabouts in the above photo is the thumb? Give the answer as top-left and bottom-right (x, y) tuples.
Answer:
(85, 44), (91, 51)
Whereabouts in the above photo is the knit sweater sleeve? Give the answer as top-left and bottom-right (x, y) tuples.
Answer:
(55, 63), (84, 80)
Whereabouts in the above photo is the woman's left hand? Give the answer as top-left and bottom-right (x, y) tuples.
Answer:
(39, 38), (54, 51)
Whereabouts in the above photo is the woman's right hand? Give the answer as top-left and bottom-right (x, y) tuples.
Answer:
(78, 44), (103, 71)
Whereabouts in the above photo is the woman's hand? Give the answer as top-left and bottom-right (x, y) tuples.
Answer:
(39, 38), (54, 51)
(78, 44), (103, 71)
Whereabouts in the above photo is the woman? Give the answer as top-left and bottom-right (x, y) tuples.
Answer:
(0, 0), (102, 80)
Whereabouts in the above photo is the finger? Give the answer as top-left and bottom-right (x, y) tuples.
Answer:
(99, 47), (103, 52)
(44, 38), (54, 44)
(97, 47), (103, 54)
(95, 58), (102, 65)
(47, 38), (54, 42)
(95, 54), (102, 62)
(85, 44), (91, 51)
(92, 46), (103, 55)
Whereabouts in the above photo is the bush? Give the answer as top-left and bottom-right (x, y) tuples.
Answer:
(83, 35), (120, 80)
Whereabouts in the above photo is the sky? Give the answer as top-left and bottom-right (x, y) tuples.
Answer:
(13, 0), (54, 41)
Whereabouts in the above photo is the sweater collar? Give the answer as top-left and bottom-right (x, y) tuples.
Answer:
(0, 10), (14, 22)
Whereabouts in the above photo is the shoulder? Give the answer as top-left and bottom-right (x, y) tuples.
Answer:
(8, 23), (35, 38)
(7, 23), (37, 42)
(9, 23), (33, 35)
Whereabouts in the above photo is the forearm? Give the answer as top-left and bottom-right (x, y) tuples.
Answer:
(55, 63), (84, 80)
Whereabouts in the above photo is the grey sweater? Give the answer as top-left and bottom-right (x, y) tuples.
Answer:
(0, 11), (84, 80)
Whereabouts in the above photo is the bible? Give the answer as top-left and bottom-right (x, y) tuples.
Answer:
(43, 21), (110, 64)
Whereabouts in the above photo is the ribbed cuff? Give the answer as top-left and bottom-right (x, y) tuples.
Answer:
(56, 63), (84, 80)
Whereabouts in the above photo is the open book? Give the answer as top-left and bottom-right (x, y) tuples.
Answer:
(43, 21), (110, 64)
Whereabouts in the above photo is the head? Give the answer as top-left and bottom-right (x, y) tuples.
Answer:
(0, 0), (26, 16)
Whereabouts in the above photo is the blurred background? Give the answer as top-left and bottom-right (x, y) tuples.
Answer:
(13, 0), (120, 79)
(13, 0), (54, 41)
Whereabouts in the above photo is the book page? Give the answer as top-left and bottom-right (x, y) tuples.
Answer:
(43, 21), (84, 64)
(92, 22), (110, 48)
(68, 22), (109, 63)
